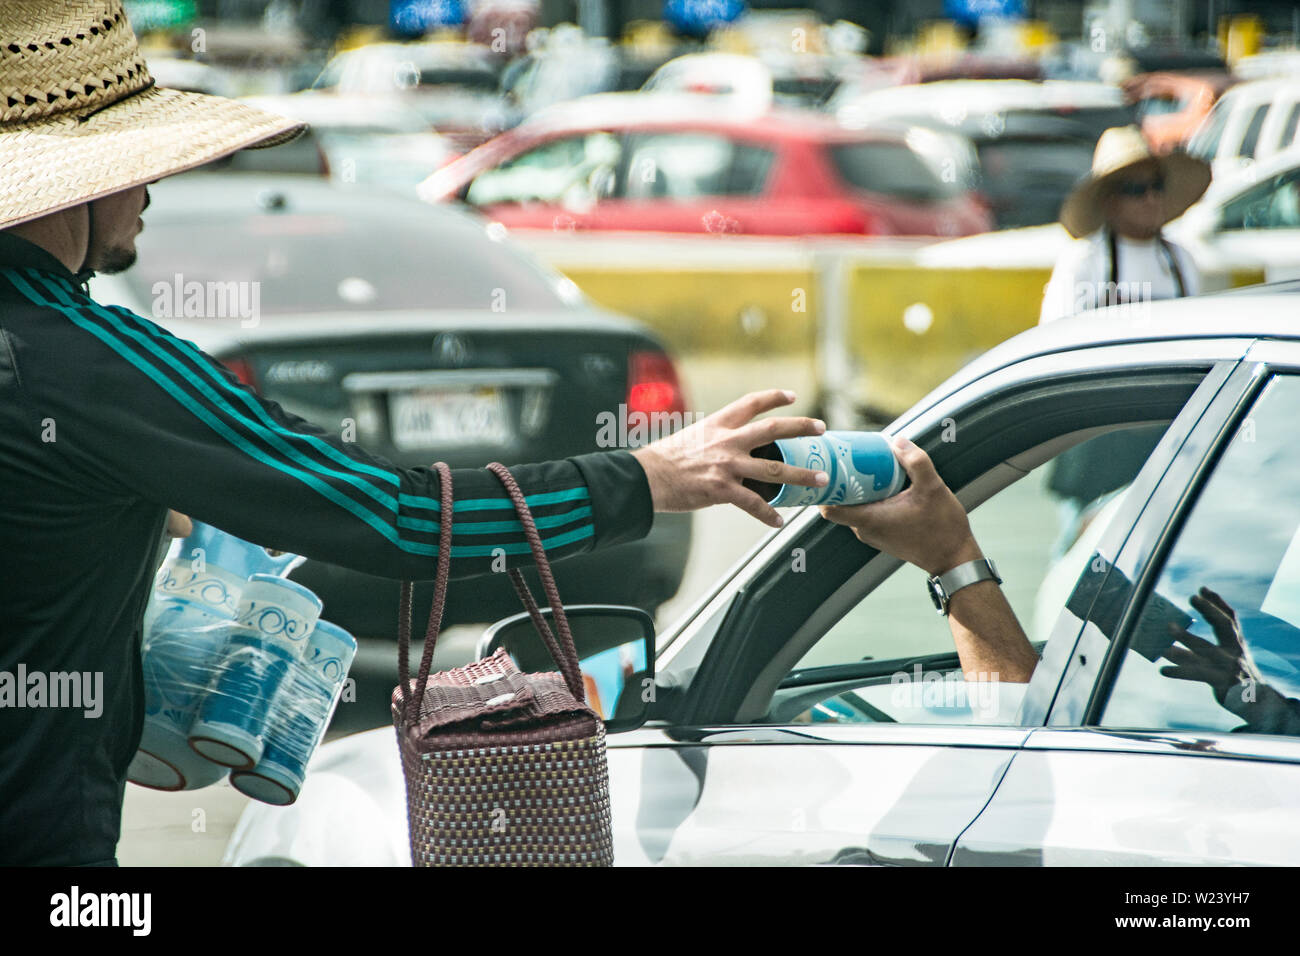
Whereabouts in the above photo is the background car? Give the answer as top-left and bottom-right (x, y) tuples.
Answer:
(1186, 77), (1300, 177)
(312, 40), (509, 152)
(224, 291), (1300, 866)
(832, 79), (1135, 229)
(205, 92), (453, 190)
(90, 174), (693, 652)
(418, 92), (993, 236)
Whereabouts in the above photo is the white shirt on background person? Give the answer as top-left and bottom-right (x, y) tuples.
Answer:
(1040, 228), (1201, 324)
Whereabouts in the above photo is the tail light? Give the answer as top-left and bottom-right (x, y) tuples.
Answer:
(220, 356), (259, 393)
(627, 349), (687, 422)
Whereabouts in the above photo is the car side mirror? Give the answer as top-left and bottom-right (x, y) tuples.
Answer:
(477, 604), (655, 733)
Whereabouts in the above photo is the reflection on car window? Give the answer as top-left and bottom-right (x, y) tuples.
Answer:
(467, 133), (622, 208)
(1101, 376), (1300, 737)
(1189, 100), (1229, 160)
(1219, 168), (1300, 230)
(1239, 103), (1270, 159)
(765, 423), (1170, 728)
(829, 140), (962, 202)
(619, 132), (773, 200)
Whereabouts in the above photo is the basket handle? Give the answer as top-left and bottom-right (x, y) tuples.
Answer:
(396, 462), (589, 727)
(484, 462), (586, 703)
(396, 461), (454, 729)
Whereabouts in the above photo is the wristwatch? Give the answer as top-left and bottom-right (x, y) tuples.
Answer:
(927, 558), (1001, 616)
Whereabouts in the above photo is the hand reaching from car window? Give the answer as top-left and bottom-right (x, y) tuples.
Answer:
(818, 436), (1039, 683)
(631, 389), (829, 529)
(1161, 586), (1300, 734)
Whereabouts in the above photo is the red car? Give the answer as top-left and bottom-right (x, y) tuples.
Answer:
(417, 93), (993, 236)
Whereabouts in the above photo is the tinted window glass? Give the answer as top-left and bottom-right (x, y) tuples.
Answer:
(619, 132), (773, 199)
(467, 133), (621, 207)
(829, 140), (962, 201)
(1282, 102), (1300, 147)
(1100, 376), (1300, 736)
(1218, 168), (1300, 230)
(1189, 100), (1230, 160)
(975, 138), (1096, 227)
(1239, 103), (1270, 158)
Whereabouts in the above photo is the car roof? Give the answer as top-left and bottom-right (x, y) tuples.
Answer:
(836, 78), (1124, 117)
(511, 91), (890, 140)
(1216, 76), (1300, 103)
(908, 289), (1300, 415)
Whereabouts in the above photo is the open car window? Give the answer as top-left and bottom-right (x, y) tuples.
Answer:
(763, 423), (1171, 728)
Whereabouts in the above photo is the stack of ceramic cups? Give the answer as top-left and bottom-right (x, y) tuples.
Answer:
(130, 523), (298, 791)
(230, 620), (357, 805)
(188, 574), (323, 770)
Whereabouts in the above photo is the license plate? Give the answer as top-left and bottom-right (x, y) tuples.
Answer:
(389, 387), (511, 450)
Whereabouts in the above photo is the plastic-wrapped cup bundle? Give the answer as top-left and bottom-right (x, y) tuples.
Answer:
(231, 620), (357, 805)
(131, 524), (302, 790)
(744, 431), (906, 507)
(131, 600), (235, 791)
(188, 574), (323, 770)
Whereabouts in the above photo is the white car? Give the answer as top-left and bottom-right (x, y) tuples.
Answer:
(915, 146), (1300, 287)
(223, 293), (1300, 866)
(1187, 78), (1300, 179)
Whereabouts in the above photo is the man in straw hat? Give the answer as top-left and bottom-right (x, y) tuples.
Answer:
(1039, 126), (1212, 553)
(1040, 124), (1211, 323)
(0, 1), (829, 866)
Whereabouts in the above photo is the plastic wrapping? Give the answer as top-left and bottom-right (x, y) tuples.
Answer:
(130, 523), (356, 804)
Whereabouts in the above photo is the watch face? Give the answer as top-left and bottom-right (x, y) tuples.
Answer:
(927, 577), (946, 614)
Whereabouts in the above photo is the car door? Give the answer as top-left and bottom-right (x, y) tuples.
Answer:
(609, 341), (1247, 866)
(952, 347), (1300, 865)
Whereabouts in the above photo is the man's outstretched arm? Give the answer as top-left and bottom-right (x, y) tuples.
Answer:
(821, 436), (1039, 683)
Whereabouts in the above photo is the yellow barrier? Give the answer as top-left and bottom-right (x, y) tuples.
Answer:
(523, 234), (1267, 425)
(843, 265), (1049, 418)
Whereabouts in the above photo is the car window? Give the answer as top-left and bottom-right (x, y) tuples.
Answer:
(618, 132), (773, 200)
(1189, 99), (1230, 160)
(828, 140), (963, 201)
(1281, 102), (1300, 148)
(466, 133), (622, 208)
(765, 423), (1170, 727)
(1239, 103), (1270, 158)
(1099, 375), (1300, 737)
(1217, 167), (1300, 230)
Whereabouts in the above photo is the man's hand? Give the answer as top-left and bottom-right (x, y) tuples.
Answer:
(631, 389), (828, 529)
(165, 510), (192, 539)
(1161, 587), (1263, 713)
(818, 436), (980, 576)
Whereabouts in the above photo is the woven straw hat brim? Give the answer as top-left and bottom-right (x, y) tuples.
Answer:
(0, 84), (305, 229)
(1059, 151), (1211, 239)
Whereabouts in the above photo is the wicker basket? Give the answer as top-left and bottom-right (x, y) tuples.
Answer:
(392, 462), (613, 866)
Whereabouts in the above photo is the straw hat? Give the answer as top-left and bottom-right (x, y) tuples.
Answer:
(0, 1), (306, 229)
(1059, 125), (1211, 239)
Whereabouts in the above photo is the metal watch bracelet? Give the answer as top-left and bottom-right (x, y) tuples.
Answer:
(926, 558), (1002, 616)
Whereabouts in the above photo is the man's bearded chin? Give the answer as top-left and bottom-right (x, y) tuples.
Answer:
(87, 244), (137, 275)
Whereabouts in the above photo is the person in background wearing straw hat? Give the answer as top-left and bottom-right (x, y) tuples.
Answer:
(0, 2), (829, 867)
(1040, 124), (1211, 324)
(1038, 126), (1213, 554)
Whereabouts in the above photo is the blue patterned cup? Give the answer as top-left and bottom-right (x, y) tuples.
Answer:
(231, 620), (357, 805)
(746, 431), (905, 507)
(130, 611), (235, 791)
(188, 575), (323, 769)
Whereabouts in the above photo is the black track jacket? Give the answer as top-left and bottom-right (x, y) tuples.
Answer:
(0, 233), (653, 865)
